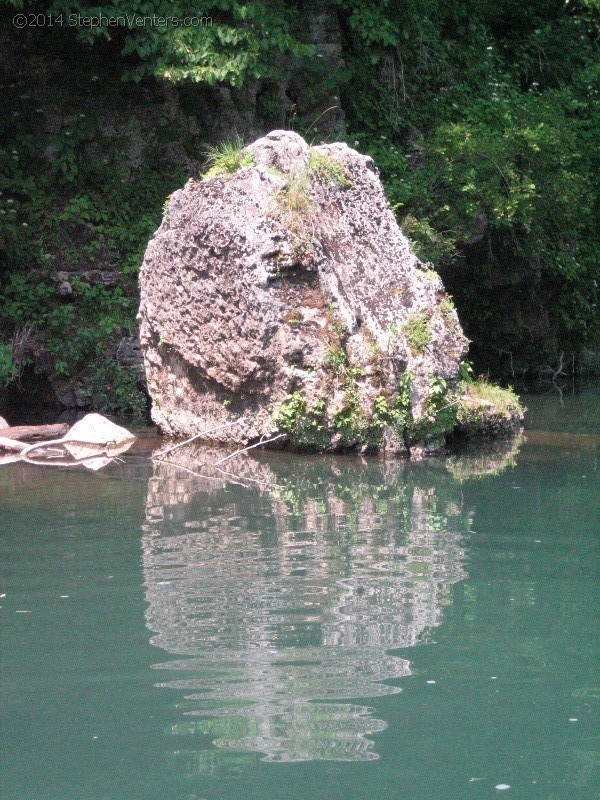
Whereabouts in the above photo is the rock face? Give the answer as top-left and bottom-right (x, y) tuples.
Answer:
(139, 130), (469, 453)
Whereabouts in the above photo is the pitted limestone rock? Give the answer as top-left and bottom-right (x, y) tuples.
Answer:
(139, 130), (469, 451)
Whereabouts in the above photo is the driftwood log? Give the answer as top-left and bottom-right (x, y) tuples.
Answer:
(0, 423), (69, 442)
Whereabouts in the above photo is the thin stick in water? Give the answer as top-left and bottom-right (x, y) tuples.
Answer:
(214, 433), (287, 466)
(154, 417), (246, 459)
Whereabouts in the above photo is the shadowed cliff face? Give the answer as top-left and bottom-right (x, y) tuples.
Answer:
(141, 449), (489, 764)
(139, 130), (468, 451)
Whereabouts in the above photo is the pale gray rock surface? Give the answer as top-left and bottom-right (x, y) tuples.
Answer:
(60, 414), (136, 460)
(139, 130), (469, 451)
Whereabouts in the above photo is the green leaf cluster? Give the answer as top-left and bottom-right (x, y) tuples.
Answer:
(337, 0), (599, 363)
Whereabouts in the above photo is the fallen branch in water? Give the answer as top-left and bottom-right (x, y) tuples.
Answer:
(214, 464), (284, 490)
(153, 417), (246, 459)
(214, 433), (287, 466)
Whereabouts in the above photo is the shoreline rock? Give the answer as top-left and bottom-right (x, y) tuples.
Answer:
(139, 130), (522, 456)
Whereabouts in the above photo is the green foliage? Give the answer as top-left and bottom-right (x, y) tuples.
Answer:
(0, 343), (17, 387)
(438, 298), (460, 333)
(3, 1), (315, 87)
(406, 374), (460, 445)
(276, 151), (349, 241)
(371, 377), (412, 431)
(1, 0), (597, 404)
(0, 35), (188, 411)
(458, 360), (474, 385)
(272, 391), (330, 450)
(306, 148), (349, 187)
(0, 89), (171, 278)
(462, 377), (522, 415)
(290, 232), (315, 267)
(402, 313), (432, 354)
(401, 215), (456, 264)
(0, 273), (145, 415)
(1, 274), (133, 375)
(339, 0), (600, 362)
(456, 376), (523, 436)
(428, 375), (447, 403)
(272, 367), (414, 452)
(85, 355), (148, 418)
(202, 137), (253, 179)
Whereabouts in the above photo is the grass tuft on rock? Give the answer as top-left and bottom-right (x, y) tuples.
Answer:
(307, 149), (349, 187)
(276, 171), (314, 220)
(202, 137), (254, 180)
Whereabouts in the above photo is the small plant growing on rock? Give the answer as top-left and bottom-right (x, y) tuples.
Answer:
(384, 322), (399, 354)
(460, 376), (521, 414)
(161, 196), (171, 221)
(422, 268), (440, 283)
(403, 313), (432, 354)
(458, 360), (474, 384)
(274, 172), (316, 269)
(428, 375), (447, 402)
(307, 148), (349, 187)
(275, 154), (348, 266)
(276, 170), (314, 224)
(284, 308), (304, 327)
(202, 137), (254, 179)
(370, 381), (412, 431)
(272, 391), (330, 449)
(291, 232), (315, 267)
(408, 374), (458, 445)
(438, 297), (459, 332)
(455, 377), (523, 437)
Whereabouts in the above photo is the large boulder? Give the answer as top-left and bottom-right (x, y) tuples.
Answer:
(139, 130), (469, 453)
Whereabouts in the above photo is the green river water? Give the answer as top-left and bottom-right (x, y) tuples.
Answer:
(1, 390), (598, 800)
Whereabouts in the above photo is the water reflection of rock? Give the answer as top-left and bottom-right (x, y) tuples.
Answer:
(143, 449), (479, 765)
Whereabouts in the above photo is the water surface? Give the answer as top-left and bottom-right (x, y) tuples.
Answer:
(1, 391), (598, 799)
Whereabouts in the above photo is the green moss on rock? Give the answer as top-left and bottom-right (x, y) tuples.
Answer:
(455, 379), (524, 438)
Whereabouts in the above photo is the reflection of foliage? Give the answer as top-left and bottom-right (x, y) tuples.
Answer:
(446, 435), (523, 482)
